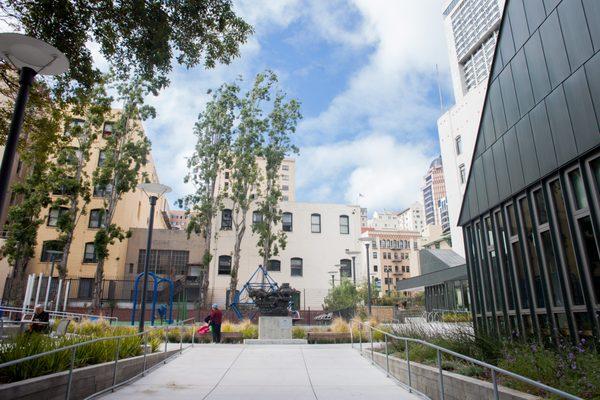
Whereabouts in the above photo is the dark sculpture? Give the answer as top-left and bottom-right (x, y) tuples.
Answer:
(248, 283), (295, 316)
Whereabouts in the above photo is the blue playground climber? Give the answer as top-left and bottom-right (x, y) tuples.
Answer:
(157, 303), (167, 325)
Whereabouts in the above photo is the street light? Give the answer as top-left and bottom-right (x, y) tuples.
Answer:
(0, 33), (68, 218)
(359, 237), (374, 316)
(345, 249), (361, 285)
(327, 270), (338, 288)
(137, 182), (171, 332)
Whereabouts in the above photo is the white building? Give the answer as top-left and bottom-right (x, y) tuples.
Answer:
(368, 211), (402, 231)
(397, 202), (425, 233)
(437, 0), (505, 256)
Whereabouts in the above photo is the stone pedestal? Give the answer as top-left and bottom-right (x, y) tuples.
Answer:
(243, 316), (307, 345)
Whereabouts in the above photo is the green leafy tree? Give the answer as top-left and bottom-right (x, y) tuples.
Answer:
(357, 279), (380, 307)
(179, 82), (238, 307)
(91, 78), (153, 310)
(0, 75), (64, 302)
(252, 71), (301, 271)
(225, 74), (270, 306)
(324, 279), (360, 311)
(0, 0), (253, 97)
(48, 86), (112, 279)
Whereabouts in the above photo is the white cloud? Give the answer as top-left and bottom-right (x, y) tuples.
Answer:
(297, 134), (433, 211)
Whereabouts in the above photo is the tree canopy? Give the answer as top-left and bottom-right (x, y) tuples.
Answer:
(0, 0), (253, 96)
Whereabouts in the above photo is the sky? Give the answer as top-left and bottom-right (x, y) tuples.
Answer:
(117, 1), (453, 213)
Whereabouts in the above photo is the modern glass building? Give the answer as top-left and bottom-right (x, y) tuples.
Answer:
(458, 0), (600, 343)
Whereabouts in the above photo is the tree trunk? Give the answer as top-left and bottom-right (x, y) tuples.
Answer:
(91, 259), (104, 311)
(9, 257), (28, 305)
(58, 230), (73, 280)
(229, 222), (246, 307)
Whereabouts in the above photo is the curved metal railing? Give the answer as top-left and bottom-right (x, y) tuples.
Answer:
(350, 320), (581, 400)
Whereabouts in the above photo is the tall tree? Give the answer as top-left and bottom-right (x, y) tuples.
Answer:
(179, 82), (238, 308)
(91, 78), (153, 310)
(0, 69), (64, 302)
(48, 85), (112, 279)
(225, 74), (271, 306)
(253, 74), (301, 271)
(0, 0), (253, 97)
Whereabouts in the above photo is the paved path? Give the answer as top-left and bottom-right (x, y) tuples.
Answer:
(101, 344), (422, 400)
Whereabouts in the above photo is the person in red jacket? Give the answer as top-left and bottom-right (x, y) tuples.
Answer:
(204, 303), (222, 343)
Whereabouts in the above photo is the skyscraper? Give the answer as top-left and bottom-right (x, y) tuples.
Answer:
(438, 0), (506, 256)
(422, 156), (449, 233)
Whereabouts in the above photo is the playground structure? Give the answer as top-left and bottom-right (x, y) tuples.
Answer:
(230, 265), (300, 320)
(130, 272), (174, 326)
(20, 273), (70, 314)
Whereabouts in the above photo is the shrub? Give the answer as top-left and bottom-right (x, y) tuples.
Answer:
(441, 312), (472, 323)
(293, 326), (306, 339)
(330, 318), (350, 333)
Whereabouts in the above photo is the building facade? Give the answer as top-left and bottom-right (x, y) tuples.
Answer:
(25, 111), (169, 286)
(209, 201), (363, 309)
(438, 0), (506, 257)
(422, 156), (449, 232)
(397, 202), (425, 233)
(167, 210), (191, 231)
(459, 0), (600, 342)
(362, 229), (421, 296)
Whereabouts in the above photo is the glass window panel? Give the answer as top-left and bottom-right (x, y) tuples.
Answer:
(519, 197), (545, 308)
(311, 214), (321, 233)
(591, 157), (600, 194)
(490, 249), (505, 313)
(218, 256), (231, 275)
(267, 260), (281, 272)
(512, 242), (530, 309)
(555, 313), (570, 337)
(540, 231), (564, 307)
(291, 258), (303, 276)
(496, 211), (516, 310)
(507, 204), (518, 237)
(569, 169), (589, 210)
(578, 216), (600, 304)
(282, 212), (293, 232)
(522, 314), (534, 336)
(340, 259), (352, 278)
(475, 223), (493, 312)
(533, 190), (548, 225)
(84, 243), (97, 263)
(574, 312), (594, 338)
(221, 209), (232, 230)
(550, 180), (585, 305)
(339, 215), (349, 234)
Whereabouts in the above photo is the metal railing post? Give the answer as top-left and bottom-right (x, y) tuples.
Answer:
(164, 326), (168, 355)
(192, 323), (195, 348)
(112, 337), (120, 390)
(143, 332), (148, 376)
(492, 369), (499, 400)
(65, 347), (76, 400)
(350, 322), (353, 349)
(179, 325), (183, 353)
(385, 333), (389, 377)
(359, 324), (362, 352)
(370, 325), (374, 364)
(405, 338), (412, 392)
(437, 348), (445, 400)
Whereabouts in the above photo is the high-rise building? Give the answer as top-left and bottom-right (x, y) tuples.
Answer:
(167, 210), (191, 231)
(438, 0), (506, 256)
(397, 202), (425, 233)
(422, 156), (449, 232)
(459, 0), (600, 342)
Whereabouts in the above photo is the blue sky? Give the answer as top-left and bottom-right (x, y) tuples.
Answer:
(141, 1), (454, 212)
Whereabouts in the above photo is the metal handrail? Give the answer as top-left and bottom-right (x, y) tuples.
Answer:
(0, 305), (119, 324)
(0, 322), (192, 399)
(350, 320), (581, 400)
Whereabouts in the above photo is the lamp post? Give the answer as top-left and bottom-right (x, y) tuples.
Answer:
(0, 34), (68, 218)
(137, 183), (171, 332)
(327, 270), (337, 288)
(359, 238), (373, 316)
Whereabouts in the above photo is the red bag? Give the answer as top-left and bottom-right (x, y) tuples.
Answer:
(197, 325), (210, 335)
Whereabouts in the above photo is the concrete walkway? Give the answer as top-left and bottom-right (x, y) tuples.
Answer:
(100, 344), (422, 400)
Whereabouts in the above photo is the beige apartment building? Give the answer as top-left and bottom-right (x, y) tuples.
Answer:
(362, 228), (421, 296)
(26, 111), (169, 286)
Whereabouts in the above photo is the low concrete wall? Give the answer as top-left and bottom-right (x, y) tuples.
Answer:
(0, 349), (179, 400)
(362, 349), (540, 400)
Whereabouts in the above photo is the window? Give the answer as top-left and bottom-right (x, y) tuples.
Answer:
(311, 214), (321, 233)
(267, 259), (281, 272)
(88, 209), (105, 228)
(282, 185), (289, 191)
(406, 266), (410, 273)
(282, 212), (293, 232)
(224, 171), (229, 179)
(291, 258), (303, 276)
(78, 278), (93, 299)
(568, 169), (588, 210)
(48, 207), (68, 227)
(455, 135), (462, 155)
(383, 253), (387, 260)
(339, 215), (349, 234)
(340, 259), (352, 278)
(93, 183), (113, 197)
(282, 195), (289, 201)
(41, 241), (63, 262)
(373, 252), (377, 259)
(218, 256), (231, 275)
(252, 211), (263, 225)
(373, 265), (378, 272)
(459, 164), (466, 184)
(102, 122), (113, 137)
(221, 209), (232, 230)
(98, 151), (106, 167)
(83, 242), (97, 263)
(138, 249), (189, 275)
(281, 174), (289, 181)
(282, 165), (289, 171)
